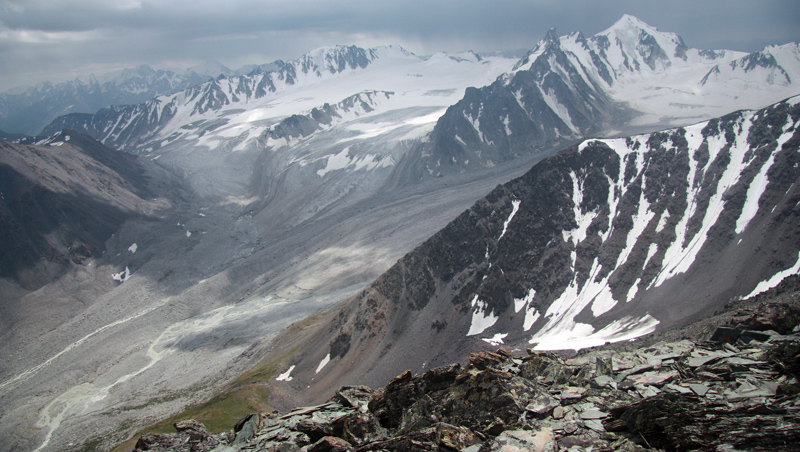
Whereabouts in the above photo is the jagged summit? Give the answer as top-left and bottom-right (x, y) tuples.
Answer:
(595, 14), (689, 72)
(294, 44), (418, 76)
(600, 13), (665, 37)
(297, 45), (378, 75)
(544, 27), (559, 42)
(407, 13), (800, 185)
(511, 14), (693, 78)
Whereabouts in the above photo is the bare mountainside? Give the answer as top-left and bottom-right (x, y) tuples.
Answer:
(0, 131), (173, 314)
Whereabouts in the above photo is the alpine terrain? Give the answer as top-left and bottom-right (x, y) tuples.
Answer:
(0, 14), (799, 452)
(262, 95), (800, 405)
(0, 63), (239, 137)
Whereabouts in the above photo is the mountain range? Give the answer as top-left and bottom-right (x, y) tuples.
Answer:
(0, 61), (260, 137)
(0, 14), (799, 452)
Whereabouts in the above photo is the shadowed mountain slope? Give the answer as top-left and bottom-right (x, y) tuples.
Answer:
(0, 131), (154, 291)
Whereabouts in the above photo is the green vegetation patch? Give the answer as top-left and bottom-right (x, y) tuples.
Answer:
(147, 384), (272, 434)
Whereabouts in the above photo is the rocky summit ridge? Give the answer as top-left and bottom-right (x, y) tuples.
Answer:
(132, 276), (800, 452)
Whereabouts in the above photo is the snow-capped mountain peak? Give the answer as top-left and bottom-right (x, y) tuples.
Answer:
(600, 13), (668, 39)
(392, 14), (800, 187)
(291, 44), (420, 78)
(37, 43), (519, 203)
(595, 13), (689, 72)
(298, 45), (375, 76)
(512, 15), (693, 76)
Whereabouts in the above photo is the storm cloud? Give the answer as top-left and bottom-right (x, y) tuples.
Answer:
(1, 0), (799, 91)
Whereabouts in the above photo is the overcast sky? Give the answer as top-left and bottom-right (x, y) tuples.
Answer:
(1, 0), (799, 92)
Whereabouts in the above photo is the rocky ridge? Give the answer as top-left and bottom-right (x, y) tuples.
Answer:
(131, 276), (800, 451)
(35, 45), (416, 154)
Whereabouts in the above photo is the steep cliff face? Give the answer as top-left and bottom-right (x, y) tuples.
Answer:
(270, 96), (800, 398)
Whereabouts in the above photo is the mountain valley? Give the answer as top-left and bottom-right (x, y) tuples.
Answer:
(0, 14), (799, 452)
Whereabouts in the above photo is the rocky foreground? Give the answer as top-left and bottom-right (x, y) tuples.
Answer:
(133, 292), (800, 452)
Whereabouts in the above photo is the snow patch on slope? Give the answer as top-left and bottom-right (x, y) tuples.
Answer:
(482, 333), (508, 346)
(276, 366), (295, 382)
(531, 314), (659, 351)
(112, 267), (131, 282)
(467, 295), (499, 336)
(315, 354), (331, 374)
(745, 252), (800, 299)
(656, 117), (754, 286)
(735, 119), (796, 234)
(498, 200), (520, 241)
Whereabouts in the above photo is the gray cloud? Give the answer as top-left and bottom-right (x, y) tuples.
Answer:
(1, 0), (798, 92)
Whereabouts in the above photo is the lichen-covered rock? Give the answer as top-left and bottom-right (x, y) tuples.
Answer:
(369, 364), (461, 429)
(328, 385), (375, 411)
(481, 428), (555, 452)
(606, 392), (800, 450)
(306, 436), (352, 452)
(338, 411), (386, 446)
(729, 300), (800, 334)
(133, 419), (227, 452)
(231, 413), (262, 446)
